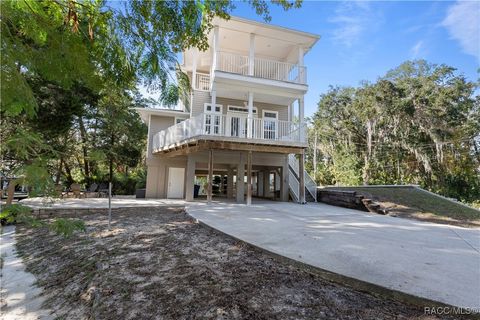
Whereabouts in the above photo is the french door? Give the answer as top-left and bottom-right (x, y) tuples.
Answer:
(204, 104), (223, 135)
(262, 110), (278, 140)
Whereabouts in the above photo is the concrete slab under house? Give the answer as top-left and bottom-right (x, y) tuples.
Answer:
(136, 16), (320, 205)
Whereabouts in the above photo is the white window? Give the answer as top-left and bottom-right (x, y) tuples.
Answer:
(175, 117), (187, 124)
(204, 103), (223, 113)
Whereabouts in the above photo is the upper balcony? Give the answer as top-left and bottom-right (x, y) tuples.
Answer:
(216, 51), (306, 85)
(184, 16), (319, 93)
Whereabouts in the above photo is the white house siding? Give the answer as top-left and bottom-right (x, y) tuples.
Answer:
(147, 115), (175, 159)
(191, 90), (211, 117)
(145, 156), (187, 198)
(146, 114), (186, 198)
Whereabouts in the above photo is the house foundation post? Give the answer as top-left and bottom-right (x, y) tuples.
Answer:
(227, 167), (234, 199)
(281, 155), (289, 201)
(185, 155), (196, 201)
(263, 170), (270, 199)
(246, 151), (252, 205)
(236, 154), (245, 203)
(207, 149), (213, 204)
(299, 151), (306, 204)
(257, 171), (264, 197)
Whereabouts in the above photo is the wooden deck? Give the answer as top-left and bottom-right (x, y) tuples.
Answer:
(152, 135), (307, 158)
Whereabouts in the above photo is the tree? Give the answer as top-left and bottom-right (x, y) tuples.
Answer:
(310, 60), (479, 202)
(1, 0), (303, 196)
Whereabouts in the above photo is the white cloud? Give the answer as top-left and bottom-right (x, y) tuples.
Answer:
(442, 1), (480, 60)
(330, 1), (380, 47)
(410, 40), (425, 58)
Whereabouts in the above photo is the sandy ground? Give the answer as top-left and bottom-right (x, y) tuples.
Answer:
(14, 207), (460, 320)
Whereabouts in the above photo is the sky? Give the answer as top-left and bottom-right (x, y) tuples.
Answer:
(140, 0), (479, 117)
(230, 0), (479, 117)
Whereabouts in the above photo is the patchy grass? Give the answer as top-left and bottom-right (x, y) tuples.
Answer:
(16, 207), (457, 319)
(327, 186), (480, 227)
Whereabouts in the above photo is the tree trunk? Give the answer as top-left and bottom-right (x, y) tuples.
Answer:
(6, 178), (21, 205)
(63, 162), (74, 185)
(78, 116), (90, 182)
(55, 159), (63, 184)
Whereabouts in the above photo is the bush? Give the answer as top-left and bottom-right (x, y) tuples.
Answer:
(49, 218), (86, 238)
(0, 204), (42, 227)
(0, 204), (86, 238)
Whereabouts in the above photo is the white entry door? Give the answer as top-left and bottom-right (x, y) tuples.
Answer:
(167, 167), (185, 199)
(262, 110), (278, 140)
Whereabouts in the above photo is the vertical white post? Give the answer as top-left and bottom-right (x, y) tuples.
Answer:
(299, 152), (306, 204)
(281, 155), (289, 201)
(299, 97), (305, 141)
(236, 154), (245, 203)
(146, 113), (152, 156)
(227, 167), (234, 199)
(207, 149), (213, 204)
(249, 33), (255, 76)
(298, 46), (305, 83)
(247, 92), (253, 138)
(185, 155), (195, 201)
(211, 87), (217, 110)
(108, 182), (112, 229)
(246, 151), (252, 205)
(212, 26), (219, 72)
(192, 49), (197, 91)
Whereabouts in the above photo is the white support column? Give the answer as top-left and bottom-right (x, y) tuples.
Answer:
(289, 102), (295, 123)
(257, 171), (264, 197)
(146, 113), (152, 156)
(207, 149), (213, 204)
(249, 33), (255, 76)
(281, 155), (289, 201)
(236, 154), (245, 203)
(211, 87), (217, 109)
(247, 92), (253, 138)
(299, 152), (306, 204)
(227, 167), (234, 199)
(263, 170), (270, 198)
(298, 45), (305, 83)
(246, 151), (252, 206)
(212, 26), (219, 72)
(299, 97), (305, 141)
(192, 49), (197, 91)
(185, 155), (196, 201)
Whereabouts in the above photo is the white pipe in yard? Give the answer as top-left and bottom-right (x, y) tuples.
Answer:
(108, 182), (112, 229)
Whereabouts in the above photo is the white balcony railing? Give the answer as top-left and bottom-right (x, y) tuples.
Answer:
(195, 73), (210, 91)
(216, 51), (306, 84)
(152, 113), (306, 152)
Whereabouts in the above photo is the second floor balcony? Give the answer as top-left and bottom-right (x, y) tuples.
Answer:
(215, 51), (307, 85)
(152, 113), (306, 154)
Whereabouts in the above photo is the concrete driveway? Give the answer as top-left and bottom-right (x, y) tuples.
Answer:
(187, 200), (480, 309)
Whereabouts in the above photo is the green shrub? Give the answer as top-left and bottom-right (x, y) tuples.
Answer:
(1, 204), (86, 238)
(0, 204), (43, 227)
(49, 218), (86, 238)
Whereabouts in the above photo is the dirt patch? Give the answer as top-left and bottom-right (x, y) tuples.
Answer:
(15, 207), (460, 319)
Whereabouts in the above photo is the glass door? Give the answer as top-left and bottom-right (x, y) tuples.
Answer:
(204, 104), (223, 135)
(262, 110), (278, 140)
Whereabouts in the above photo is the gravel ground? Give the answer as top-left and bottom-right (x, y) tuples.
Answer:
(15, 207), (460, 320)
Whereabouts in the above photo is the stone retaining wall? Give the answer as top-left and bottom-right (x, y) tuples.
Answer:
(32, 206), (184, 219)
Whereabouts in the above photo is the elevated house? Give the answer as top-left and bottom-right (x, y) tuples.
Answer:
(136, 16), (318, 204)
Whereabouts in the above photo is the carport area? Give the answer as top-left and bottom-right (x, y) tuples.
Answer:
(187, 200), (480, 309)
